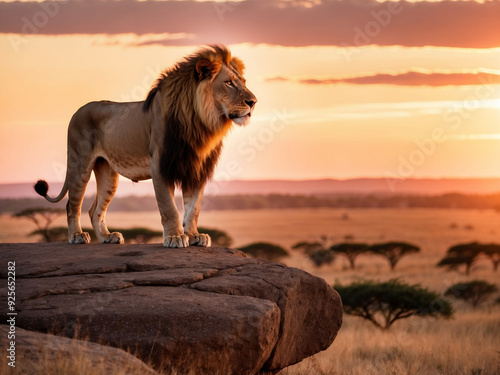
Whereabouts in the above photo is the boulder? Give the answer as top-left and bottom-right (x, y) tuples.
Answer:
(0, 243), (342, 374)
(0, 325), (159, 374)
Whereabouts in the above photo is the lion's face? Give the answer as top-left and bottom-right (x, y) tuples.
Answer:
(213, 64), (257, 127)
(196, 59), (257, 130)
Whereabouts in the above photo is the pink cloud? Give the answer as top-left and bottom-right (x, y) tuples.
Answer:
(267, 70), (500, 86)
(0, 0), (499, 48)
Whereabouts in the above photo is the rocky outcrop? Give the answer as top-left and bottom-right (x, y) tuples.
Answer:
(0, 243), (342, 374)
(0, 325), (159, 374)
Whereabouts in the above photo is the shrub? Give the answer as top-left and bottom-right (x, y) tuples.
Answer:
(238, 242), (289, 261)
(292, 237), (334, 267)
(444, 280), (498, 308)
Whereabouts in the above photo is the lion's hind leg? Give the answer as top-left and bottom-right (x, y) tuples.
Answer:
(89, 158), (124, 244)
(67, 160), (94, 244)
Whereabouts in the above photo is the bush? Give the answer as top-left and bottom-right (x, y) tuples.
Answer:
(444, 280), (498, 308)
(335, 279), (453, 330)
(238, 242), (289, 261)
(292, 238), (334, 267)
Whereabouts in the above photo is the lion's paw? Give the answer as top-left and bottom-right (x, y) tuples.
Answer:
(69, 232), (91, 244)
(101, 232), (124, 244)
(189, 233), (211, 247)
(164, 234), (189, 248)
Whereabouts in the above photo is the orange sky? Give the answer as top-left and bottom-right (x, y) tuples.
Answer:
(1, 0), (500, 184)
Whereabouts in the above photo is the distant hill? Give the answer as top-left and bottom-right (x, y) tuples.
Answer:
(3, 178), (500, 199)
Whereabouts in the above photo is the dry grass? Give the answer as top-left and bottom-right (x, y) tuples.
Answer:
(283, 310), (500, 375)
(1, 208), (500, 374)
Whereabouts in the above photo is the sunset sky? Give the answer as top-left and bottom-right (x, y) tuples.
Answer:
(1, 0), (500, 185)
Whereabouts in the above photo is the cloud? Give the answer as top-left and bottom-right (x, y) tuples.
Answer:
(267, 70), (500, 86)
(0, 0), (499, 48)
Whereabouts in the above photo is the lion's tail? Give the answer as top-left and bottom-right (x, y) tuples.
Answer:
(34, 178), (69, 203)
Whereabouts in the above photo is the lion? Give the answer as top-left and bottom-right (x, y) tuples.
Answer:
(34, 45), (257, 248)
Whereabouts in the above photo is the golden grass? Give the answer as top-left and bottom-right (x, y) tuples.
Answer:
(1, 208), (499, 374)
(283, 310), (500, 375)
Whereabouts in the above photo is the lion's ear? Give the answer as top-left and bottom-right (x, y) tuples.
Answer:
(231, 57), (245, 74)
(196, 59), (215, 81)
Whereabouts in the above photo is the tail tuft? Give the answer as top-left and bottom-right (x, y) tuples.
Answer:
(34, 180), (49, 197)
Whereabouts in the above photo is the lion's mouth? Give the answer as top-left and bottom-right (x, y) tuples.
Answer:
(229, 112), (251, 120)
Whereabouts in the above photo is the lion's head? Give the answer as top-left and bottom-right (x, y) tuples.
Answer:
(194, 47), (257, 129)
(144, 45), (257, 133)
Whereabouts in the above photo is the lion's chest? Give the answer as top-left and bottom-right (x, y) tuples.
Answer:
(197, 125), (231, 161)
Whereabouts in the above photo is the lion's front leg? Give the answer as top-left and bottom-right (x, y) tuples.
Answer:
(182, 185), (211, 247)
(151, 166), (188, 248)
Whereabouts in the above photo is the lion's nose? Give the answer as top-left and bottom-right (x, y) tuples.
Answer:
(245, 99), (256, 109)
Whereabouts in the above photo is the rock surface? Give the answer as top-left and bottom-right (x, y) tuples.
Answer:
(0, 243), (342, 374)
(0, 325), (159, 374)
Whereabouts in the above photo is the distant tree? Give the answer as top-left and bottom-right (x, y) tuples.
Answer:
(29, 227), (67, 242)
(238, 242), (289, 261)
(292, 236), (334, 267)
(330, 243), (369, 269)
(437, 242), (481, 275)
(481, 244), (500, 271)
(445, 280), (498, 308)
(368, 242), (420, 270)
(198, 227), (233, 247)
(13, 207), (65, 242)
(335, 279), (453, 330)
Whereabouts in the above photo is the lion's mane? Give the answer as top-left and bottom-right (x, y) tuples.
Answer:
(143, 45), (245, 191)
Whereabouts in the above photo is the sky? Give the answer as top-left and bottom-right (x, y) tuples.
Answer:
(1, 0), (500, 185)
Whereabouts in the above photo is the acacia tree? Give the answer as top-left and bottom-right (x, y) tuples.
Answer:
(481, 244), (500, 271)
(445, 280), (498, 308)
(335, 279), (453, 330)
(330, 243), (369, 269)
(292, 236), (334, 267)
(13, 207), (65, 242)
(368, 242), (420, 270)
(437, 242), (481, 275)
(238, 242), (289, 261)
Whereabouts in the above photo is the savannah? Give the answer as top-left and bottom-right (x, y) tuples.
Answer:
(1, 205), (499, 374)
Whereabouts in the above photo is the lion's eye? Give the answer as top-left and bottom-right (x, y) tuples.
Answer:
(225, 81), (234, 88)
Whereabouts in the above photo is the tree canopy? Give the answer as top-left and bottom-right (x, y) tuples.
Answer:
(335, 279), (453, 330)
(437, 242), (482, 275)
(330, 243), (369, 269)
(368, 242), (420, 270)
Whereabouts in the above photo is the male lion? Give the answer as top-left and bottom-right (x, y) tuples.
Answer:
(34, 45), (257, 248)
